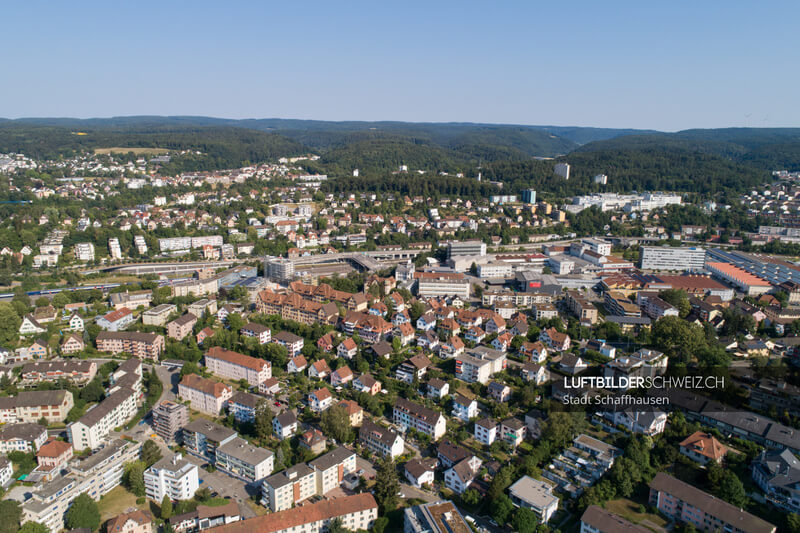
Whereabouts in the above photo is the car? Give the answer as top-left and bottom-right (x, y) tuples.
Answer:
(274, 401), (281, 407)
(488, 519), (499, 527)
(356, 469), (365, 476)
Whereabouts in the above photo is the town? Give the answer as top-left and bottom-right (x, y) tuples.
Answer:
(0, 135), (800, 533)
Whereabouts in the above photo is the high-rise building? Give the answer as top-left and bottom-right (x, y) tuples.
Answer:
(521, 189), (537, 204)
(554, 162), (570, 180)
(265, 257), (295, 282)
(152, 401), (189, 443)
(108, 238), (122, 260)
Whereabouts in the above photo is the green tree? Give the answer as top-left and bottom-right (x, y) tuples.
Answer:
(320, 404), (354, 443)
(254, 400), (274, 440)
(79, 380), (105, 403)
(490, 494), (514, 525)
(718, 471), (747, 507)
(511, 508), (540, 533)
(0, 302), (21, 345)
(787, 513), (800, 533)
(488, 465), (515, 500)
(123, 461), (146, 497)
(372, 516), (390, 533)
(161, 495), (173, 519)
(18, 523), (49, 533)
(0, 500), (22, 533)
(373, 458), (400, 512)
(461, 488), (481, 507)
(659, 289), (691, 318)
(141, 440), (162, 467)
(65, 493), (101, 531)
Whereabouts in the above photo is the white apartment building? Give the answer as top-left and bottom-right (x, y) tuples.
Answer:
(144, 454), (200, 501)
(134, 235), (148, 255)
(261, 447), (356, 512)
(640, 246), (707, 271)
(178, 374), (233, 415)
(393, 398), (446, 441)
(22, 439), (141, 532)
(358, 420), (405, 459)
(474, 418), (498, 446)
(108, 238), (122, 260)
(73, 242), (95, 262)
(215, 437), (274, 484)
(455, 347), (507, 384)
(68, 387), (138, 450)
(204, 347), (271, 387)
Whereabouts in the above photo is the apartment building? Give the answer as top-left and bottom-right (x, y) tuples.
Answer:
(215, 437), (274, 484)
(240, 322), (271, 344)
(256, 290), (339, 326)
(455, 347), (507, 384)
(21, 439), (141, 533)
(153, 401), (190, 443)
(261, 447), (356, 512)
(204, 346), (271, 387)
(273, 331), (305, 357)
(0, 390), (74, 424)
(0, 423), (48, 453)
(181, 420), (237, 462)
(142, 304), (177, 326)
(144, 454), (200, 501)
(168, 314), (198, 341)
(221, 494), (377, 533)
(580, 506), (650, 533)
(565, 291), (599, 325)
(20, 360), (97, 385)
(358, 419), (405, 459)
(261, 463), (317, 512)
(508, 476), (559, 524)
(649, 473), (775, 533)
(68, 386), (138, 450)
(228, 392), (262, 424)
(404, 501), (471, 533)
(393, 397), (446, 441)
(95, 331), (165, 360)
(178, 374), (233, 415)
(109, 290), (153, 310)
(187, 298), (218, 318)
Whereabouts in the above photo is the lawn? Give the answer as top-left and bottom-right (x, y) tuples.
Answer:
(98, 485), (139, 523)
(604, 498), (669, 531)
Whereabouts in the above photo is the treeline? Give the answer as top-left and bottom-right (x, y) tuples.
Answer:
(0, 124), (304, 169)
(321, 173), (500, 199)
(483, 148), (767, 196)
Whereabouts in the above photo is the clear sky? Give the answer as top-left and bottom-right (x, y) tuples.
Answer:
(2, 1), (798, 131)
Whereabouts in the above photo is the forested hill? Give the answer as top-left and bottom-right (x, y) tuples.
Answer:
(575, 128), (800, 169)
(0, 123), (305, 172)
(2, 117), (800, 196)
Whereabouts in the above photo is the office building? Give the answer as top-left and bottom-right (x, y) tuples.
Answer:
(445, 240), (486, 258)
(640, 246), (707, 271)
(521, 189), (537, 204)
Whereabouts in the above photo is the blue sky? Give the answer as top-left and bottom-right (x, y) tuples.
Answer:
(2, 1), (798, 130)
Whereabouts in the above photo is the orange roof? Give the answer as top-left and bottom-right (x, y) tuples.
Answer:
(679, 431), (729, 461)
(206, 494), (376, 533)
(102, 307), (133, 323)
(706, 262), (771, 287)
(37, 438), (72, 458)
(180, 374), (232, 398)
(206, 346), (268, 372)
